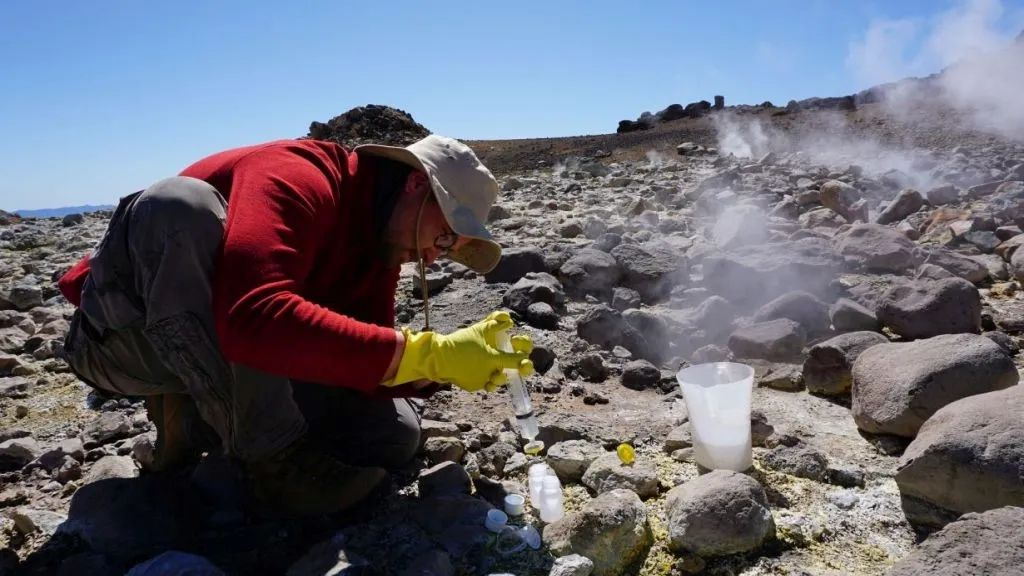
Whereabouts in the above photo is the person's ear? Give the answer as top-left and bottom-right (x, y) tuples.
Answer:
(405, 170), (430, 197)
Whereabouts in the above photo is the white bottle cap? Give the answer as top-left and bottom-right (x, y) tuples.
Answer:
(485, 509), (508, 533)
(528, 463), (549, 477)
(504, 494), (526, 516)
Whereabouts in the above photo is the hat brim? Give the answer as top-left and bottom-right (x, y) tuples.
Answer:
(355, 143), (502, 275)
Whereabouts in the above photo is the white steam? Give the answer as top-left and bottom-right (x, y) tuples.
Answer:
(847, 0), (1024, 140)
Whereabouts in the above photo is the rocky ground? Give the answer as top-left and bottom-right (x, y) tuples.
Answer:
(2, 102), (1024, 576)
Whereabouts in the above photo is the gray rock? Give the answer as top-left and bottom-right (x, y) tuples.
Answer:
(610, 243), (686, 303)
(61, 213), (85, 227)
(576, 305), (653, 361)
(477, 442), (517, 478)
(833, 223), (921, 273)
(620, 360), (660, 391)
(63, 476), (203, 559)
(0, 436), (41, 471)
(663, 426), (692, 453)
(827, 297), (876, 330)
(503, 272), (565, 314)
(286, 533), (370, 576)
(852, 334), (1018, 438)
(410, 272), (453, 299)
(916, 263), (955, 281)
(82, 412), (132, 448)
(923, 247), (989, 283)
(543, 489), (653, 576)
(577, 353), (608, 383)
(983, 331), (1019, 355)
(419, 462), (472, 498)
(484, 246), (548, 284)
(581, 453), (659, 500)
(803, 331), (889, 395)
(423, 437), (466, 465)
(420, 420), (461, 442)
(665, 470), (775, 557)
(547, 440), (604, 483)
(702, 238), (842, 306)
(0, 376), (31, 398)
(526, 302), (560, 330)
(752, 291), (830, 335)
(593, 233), (622, 253)
(728, 319), (806, 361)
(611, 287), (641, 311)
(127, 551), (225, 576)
(84, 455), (139, 484)
(561, 221), (584, 238)
(876, 189), (924, 225)
(887, 506), (1024, 575)
(895, 387), (1024, 528)
(559, 249), (622, 297)
(876, 277), (982, 339)
(1011, 246), (1024, 282)
(6, 508), (67, 536)
(549, 554), (595, 576)
(925, 184), (960, 205)
(760, 444), (829, 481)
(0, 284), (43, 311)
(756, 363), (805, 391)
(819, 180), (868, 222)
(750, 410), (775, 447)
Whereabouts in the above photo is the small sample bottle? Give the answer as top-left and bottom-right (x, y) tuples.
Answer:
(528, 463), (550, 509)
(538, 475), (564, 523)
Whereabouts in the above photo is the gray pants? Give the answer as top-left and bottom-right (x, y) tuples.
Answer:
(63, 176), (421, 467)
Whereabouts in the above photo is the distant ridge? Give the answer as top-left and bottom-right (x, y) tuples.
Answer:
(13, 204), (115, 219)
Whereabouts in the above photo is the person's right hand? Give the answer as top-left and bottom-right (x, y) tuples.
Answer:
(385, 311), (534, 392)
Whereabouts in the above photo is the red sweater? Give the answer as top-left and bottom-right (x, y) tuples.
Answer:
(59, 139), (417, 396)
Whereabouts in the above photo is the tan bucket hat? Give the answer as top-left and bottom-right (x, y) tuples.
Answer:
(355, 135), (502, 274)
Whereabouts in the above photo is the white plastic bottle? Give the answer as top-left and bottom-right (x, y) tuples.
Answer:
(495, 329), (539, 440)
(528, 463), (550, 509)
(538, 475), (564, 523)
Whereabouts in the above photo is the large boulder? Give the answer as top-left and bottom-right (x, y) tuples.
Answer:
(610, 243), (686, 303)
(728, 319), (806, 361)
(665, 470), (775, 557)
(803, 331), (889, 396)
(711, 205), (768, 249)
(833, 224), (921, 273)
(484, 246), (547, 284)
(752, 291), (830, 335)
(887, 506), (1024, 575)
(543, 489), (653, 576)
(559, 249), (622, 297)
(875, 277), (982, 339)
(895, 387), (1024, 528)
(852, 334), (1018, 438)
(702, 238), (842, 306)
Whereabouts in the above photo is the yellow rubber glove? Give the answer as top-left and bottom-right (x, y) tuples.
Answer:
(387, 311), (534, 393)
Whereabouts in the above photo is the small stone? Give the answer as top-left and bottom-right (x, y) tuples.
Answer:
(663, 426), (692, 453)
(423, 437), (466, 465)
(549, 553), (595, 576)
(419, 462), (472, 498)
(546, 440), (604, 483)
(827, 490), (859, 510)
(583, 392), (609, 405)
(750, 411), (774, 447)
(14, 405), (28, 418)
(620, 360), (660, 391)
(83, 455), (138, 484)
(7, 508), (67, 536)
(760, 444), (828, 481)
(581, 453), (659, 499)
(826, 464), (866, 488)
(82, 413), (132, 448)
(526, 302), (560, 330)
(0, 436), (41, 471)
(577, 353), (608, 383)
(830, 298), (879, 332)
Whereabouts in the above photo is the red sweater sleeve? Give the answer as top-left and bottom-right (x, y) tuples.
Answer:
(210, 149), (398, 393)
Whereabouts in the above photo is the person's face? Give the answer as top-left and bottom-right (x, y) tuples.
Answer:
(380, 170), (471, 268)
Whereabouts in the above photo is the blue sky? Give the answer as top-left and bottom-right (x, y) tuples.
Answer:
(2, 0), (1022, 211)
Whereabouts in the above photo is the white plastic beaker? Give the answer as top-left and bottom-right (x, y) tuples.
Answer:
(676, 362), (755, 471)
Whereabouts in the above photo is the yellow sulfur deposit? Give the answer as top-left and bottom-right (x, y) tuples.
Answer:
(617, 443), (636, 465)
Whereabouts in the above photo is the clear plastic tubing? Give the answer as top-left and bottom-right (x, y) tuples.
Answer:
(495, 330), (539, 440)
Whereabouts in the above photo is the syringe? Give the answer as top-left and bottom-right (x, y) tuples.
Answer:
(495, 329), (540, 441)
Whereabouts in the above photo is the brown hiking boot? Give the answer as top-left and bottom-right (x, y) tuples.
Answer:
(244, 436), (388, 518)
(143, 393), (219, 472)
